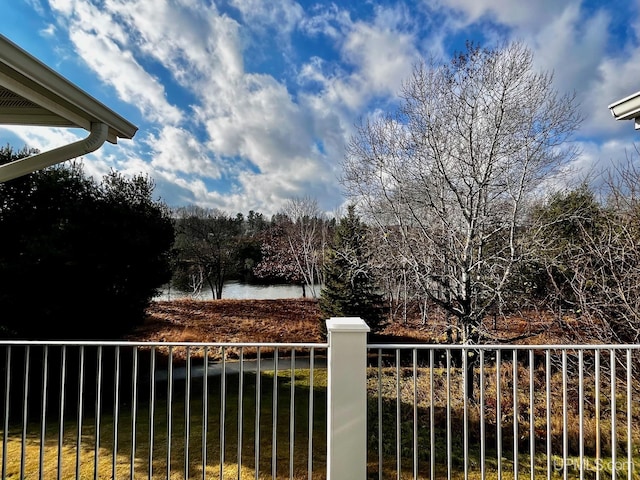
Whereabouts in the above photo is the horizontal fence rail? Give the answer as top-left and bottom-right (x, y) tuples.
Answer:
(366, 344), (640, 480)
(0, 340), (328, 480)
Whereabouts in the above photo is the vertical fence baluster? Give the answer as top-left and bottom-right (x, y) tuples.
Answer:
(75, 346), (84, 480)
(255, 347), (261, 480)
(167, 346), (173, 480)
(513, 350), (518, 479)
(94, 346), (103, 480)
(130, 346), (138, 480)
(626, 348), (632, 480)
(562, 348), (569, 480)
(430, 348), (435, 480)
(611, 348), (616, 480)
(595, 348), (601, 480)
(185, 346), (191, 479)
(396, 348), (401, 480)
(562, 349), (568, 480)
(239, 347), (245, 480)
(496, 349), (502, 480)
(413, 348), (418, 480)
(378, 348), (383, 480)
(220, 347), (227, 479)
(480, 349), (485, 480)
(529, 349), (534, 480)
(148, 346), (155, 480)
(579, 349), (584, 480)
(58, 346), (67, 480)
(272, 347), (278, 479)
(39, 346), (49, 480)
(545, 349), (551, 479)
(288, 349), (295, 480)
(463, 347), (469, 480)
(307, 347), (314, 480)
(446, 348), (452, 480)
(203, 346), (208, 480)
(112, 346), (119, 480)
(20, 345), (30, 480)
(2, 346), (11, 480)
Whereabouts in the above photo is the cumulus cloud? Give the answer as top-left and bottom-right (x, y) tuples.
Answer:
(147, 126), (221, 179)
(70, 30), (183, 124)
(299, 4), (419, 111)
(0, 124), (85, 153)
(428, 0), (639, 144)
(342, 16), (417, 96)
(229, 0), (303, 36)
(10, 0), (636, 217)
(435, 0), (572, 31)
(47, 0), (183, 125)
(522, 2), (640, 141)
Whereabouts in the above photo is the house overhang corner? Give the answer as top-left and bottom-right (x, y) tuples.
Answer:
(0, 34), (138, 182)
(608, 90), (640, 130)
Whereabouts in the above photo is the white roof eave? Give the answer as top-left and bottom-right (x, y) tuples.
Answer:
(0, 34), (138, 182)
(0, 35), (137, 141)
(608, 90), (640, 125)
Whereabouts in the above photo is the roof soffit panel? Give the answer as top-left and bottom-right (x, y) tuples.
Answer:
(0, 35), (137, 142)
(0, 70), (88, 129)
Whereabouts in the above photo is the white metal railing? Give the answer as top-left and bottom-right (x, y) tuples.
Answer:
(0, 340), (328, 480)
(2, 321), (639, 480)
(366, 343), (640, 480)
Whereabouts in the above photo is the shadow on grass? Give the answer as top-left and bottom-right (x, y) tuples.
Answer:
(365, 350), (640, 480)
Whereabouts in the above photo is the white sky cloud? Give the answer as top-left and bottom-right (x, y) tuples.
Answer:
(146, 126), (221, 178)
(435, 0), (573, 31)
(70, 30), (183, 124)
(229, 0), (303, 35)
(2, 0), (639, 216)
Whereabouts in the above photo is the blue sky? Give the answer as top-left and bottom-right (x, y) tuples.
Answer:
(2, 0), (640, 216)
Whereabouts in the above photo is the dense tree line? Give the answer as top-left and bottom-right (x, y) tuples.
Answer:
(170, 200), (334, 299)
(170, 164), (640, 344)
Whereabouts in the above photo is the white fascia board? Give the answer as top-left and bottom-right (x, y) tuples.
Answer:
(0, 35), (137, 143)
(608, 90), (640, 121)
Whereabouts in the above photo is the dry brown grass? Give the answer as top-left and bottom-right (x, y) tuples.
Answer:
(133, 298), (444, 347)
(131, 299), (327, 344)
(134, 299), (577, 346)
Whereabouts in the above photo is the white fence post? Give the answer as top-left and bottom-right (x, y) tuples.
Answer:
(325, 317), (370, 480)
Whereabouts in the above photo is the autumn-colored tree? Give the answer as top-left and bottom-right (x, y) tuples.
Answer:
(253, 214), (309, 295)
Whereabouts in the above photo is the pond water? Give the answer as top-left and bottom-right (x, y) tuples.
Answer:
(155, 280), (322, 301)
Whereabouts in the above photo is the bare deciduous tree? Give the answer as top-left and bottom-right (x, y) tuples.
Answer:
(173, 206), (242, 299)
(342, 41), (581, 343)
(281, 196), (328, 298)
(567, 157), (640, 344)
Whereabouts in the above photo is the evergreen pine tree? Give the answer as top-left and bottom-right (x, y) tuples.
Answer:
(319, 205), (385, 331)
